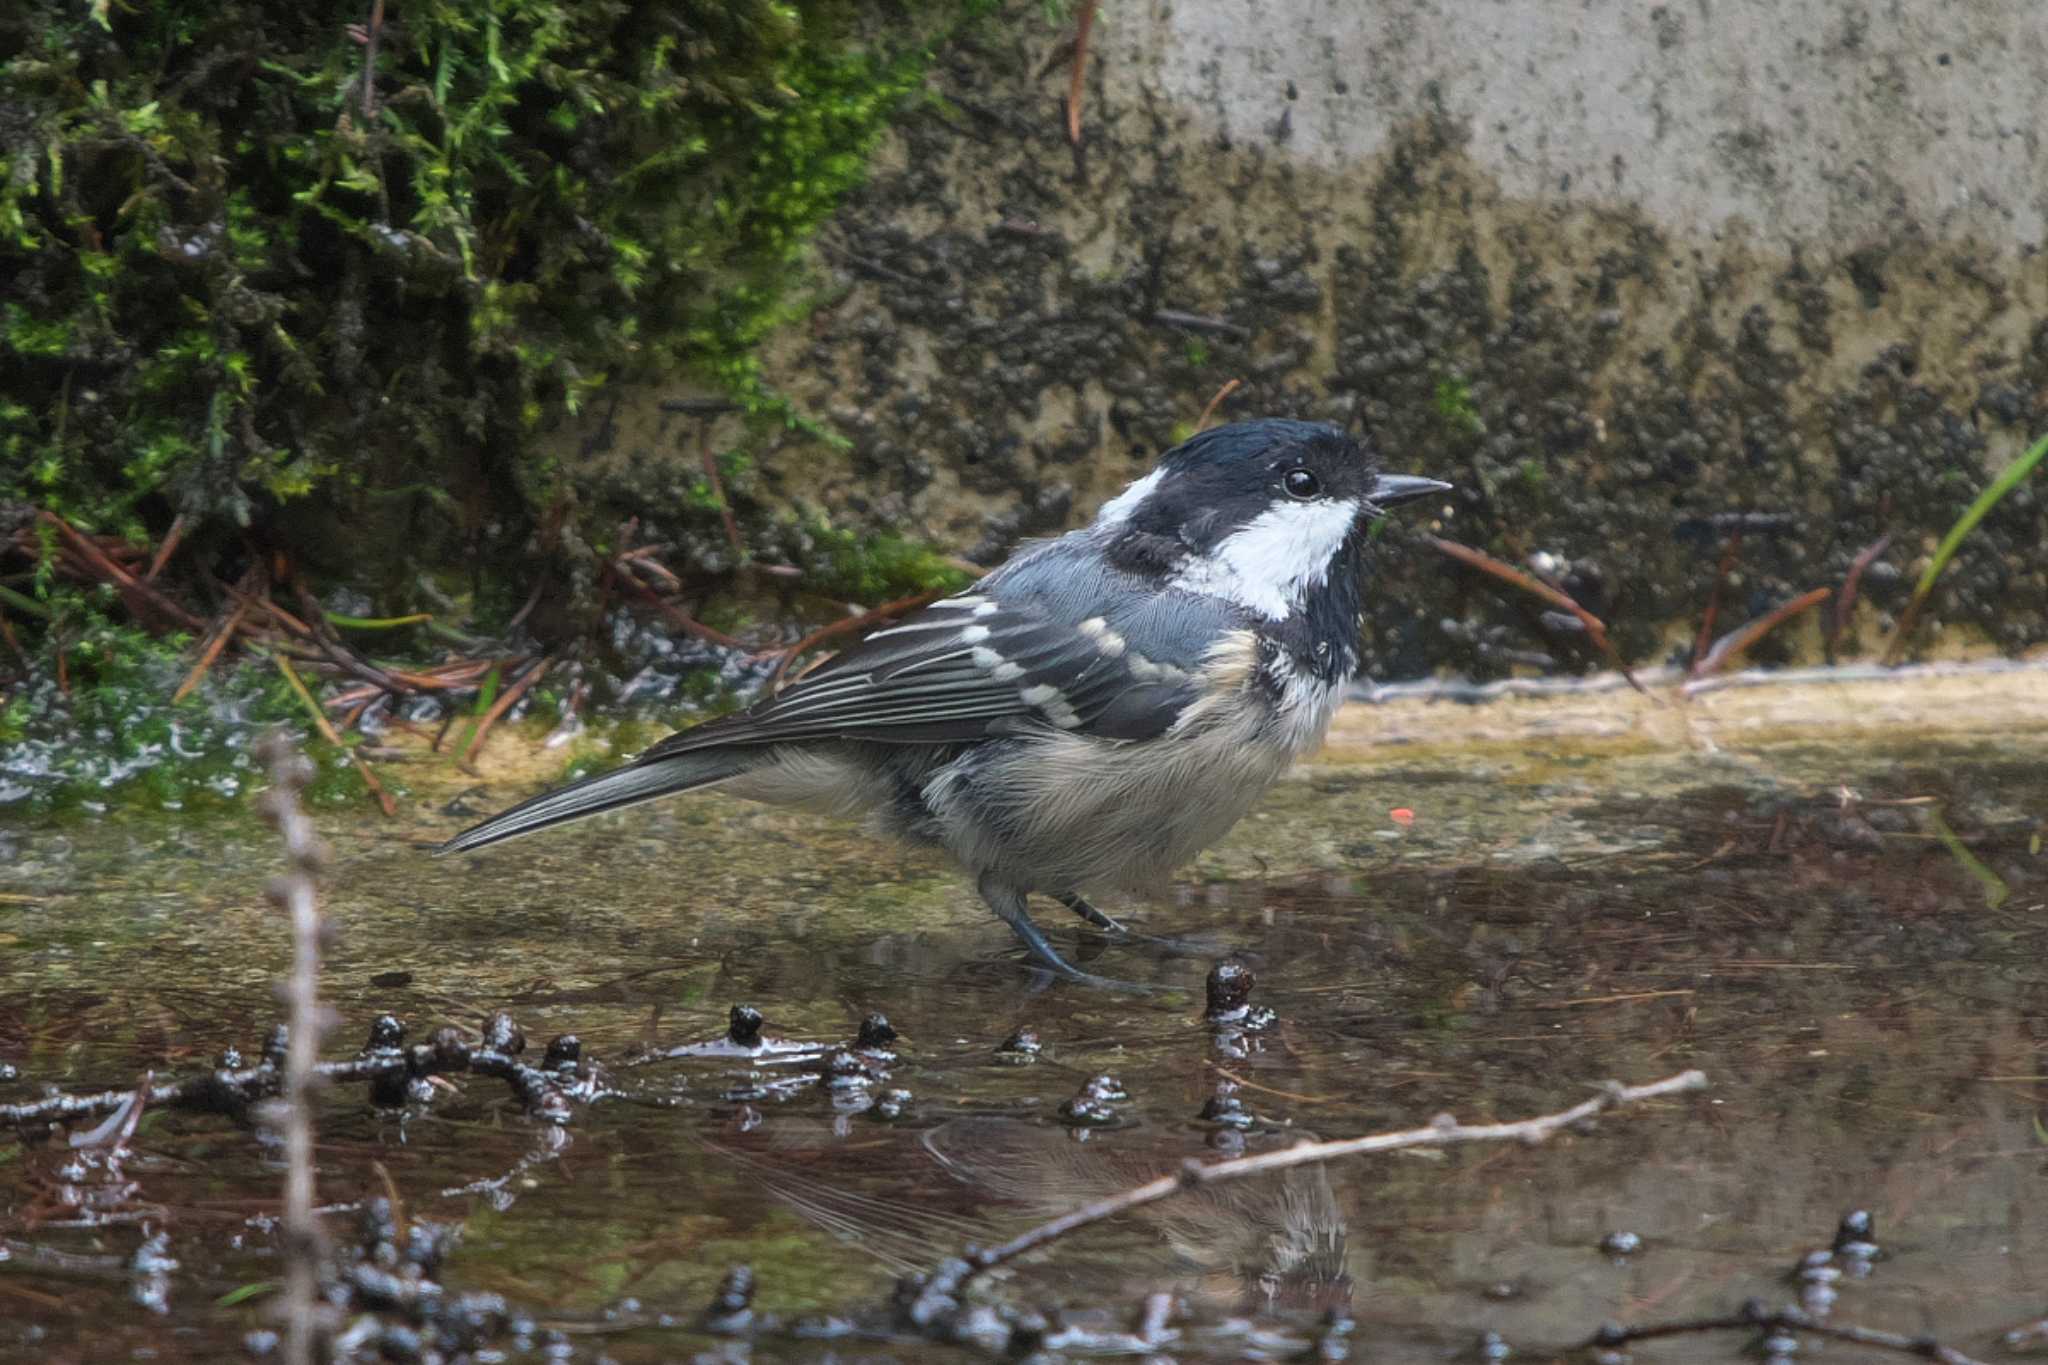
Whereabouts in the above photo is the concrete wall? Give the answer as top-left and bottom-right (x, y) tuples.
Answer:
(562, 0), (2048, 679)
(1134, 1), (2045, 247)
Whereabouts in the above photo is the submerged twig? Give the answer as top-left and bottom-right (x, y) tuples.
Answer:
(1589, 1302), (1990, 1365)
(0, 1012), (584, 1132)
(949, 1070), (1705, 1285)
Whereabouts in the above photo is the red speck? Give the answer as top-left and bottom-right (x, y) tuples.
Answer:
(1389, 807), (1415, 827)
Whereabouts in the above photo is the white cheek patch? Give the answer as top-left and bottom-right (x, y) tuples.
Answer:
(1170, 498), (1361, 619)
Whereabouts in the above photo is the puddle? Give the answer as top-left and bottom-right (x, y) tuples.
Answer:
(2, 678), (2045, 1361)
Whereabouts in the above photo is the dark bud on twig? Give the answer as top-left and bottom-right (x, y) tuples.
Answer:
(364, 1015), (405, 1051)
(996, 1028), (1041, 1061)
(358, 1196), (400, 1256)
(1314, 1305), (1357, 1361)
(1060, 1074), (1129, 1126)
(1205, 959), (1255, 1020)
(727, 1004), (764, 1048)
(482, 1012), (524, 1055)
(543, 1035), (581, 1070)
(427, 1027), (469, 1069)
(856, 1013), (897, 1049)
(703, 1264), (755, 1334)
(1198, 1080), (1253, 1130)
(367, 1067), (412, 1109)
(1833, 1209), (1879, 1260)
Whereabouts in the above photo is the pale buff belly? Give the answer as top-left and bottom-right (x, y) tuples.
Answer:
(923, 685), (1337, 895)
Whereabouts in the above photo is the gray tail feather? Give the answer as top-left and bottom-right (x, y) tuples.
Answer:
(436, 751), (746, 855)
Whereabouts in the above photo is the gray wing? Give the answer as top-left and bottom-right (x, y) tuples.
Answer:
(641, 587), (1199, 759)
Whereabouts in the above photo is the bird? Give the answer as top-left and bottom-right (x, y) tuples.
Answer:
(439, 418), (1447, 982)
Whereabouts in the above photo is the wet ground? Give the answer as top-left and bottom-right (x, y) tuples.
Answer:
(2, 670), (2046, 1361)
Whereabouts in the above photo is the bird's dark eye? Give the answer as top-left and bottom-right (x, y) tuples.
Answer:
(1282, 467), (1321, 500)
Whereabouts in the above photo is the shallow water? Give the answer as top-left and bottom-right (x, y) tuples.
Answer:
(2, 689), (2046, 1361)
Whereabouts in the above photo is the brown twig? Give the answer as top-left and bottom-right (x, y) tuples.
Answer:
(953, 1070), (1705, 1284)
(700, 427), (746, 562)
(1194, 378), (1241, 433)
(623, 578), (746, 650)
(1425, 536), (1645, 693)
(350, 0), (388, 117)
(459, 657), (551, 769)
(144, 513), (190, 582)
(273, 654), (396, 816)
(38, 512), (205, 633)
(1690, 586), (1832, 679)
(0, 606), (24, 666)
(1066, 0), (1097, 147)
(171, 597), (250, 704)
(1831, 533), (1893, 642)
(1691, 529), (1742, 669)
(1588, 1303), (1989, 1365)
(756, 589), (947, 690)
(254, 736), (332, 1365)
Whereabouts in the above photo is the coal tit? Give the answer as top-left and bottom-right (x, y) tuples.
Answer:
(441, 419), (1447, 981)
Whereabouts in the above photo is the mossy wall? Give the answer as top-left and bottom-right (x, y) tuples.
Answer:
(554, 1), (2048, 679)
(1, 0), (984, 625)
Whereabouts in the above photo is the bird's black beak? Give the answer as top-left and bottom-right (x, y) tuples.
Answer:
(1366, 473), (1452, 512)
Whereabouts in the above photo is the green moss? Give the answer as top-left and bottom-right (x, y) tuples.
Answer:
(797, 522), (974, 603)
(1, 0), (988, 603)
(1432, 375), (1485, 436)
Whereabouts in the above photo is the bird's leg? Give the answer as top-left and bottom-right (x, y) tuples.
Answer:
(1057, 892), (1130, 936)
(977, 873), (1146, 990)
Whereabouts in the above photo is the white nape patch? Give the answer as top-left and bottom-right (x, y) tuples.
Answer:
(1170, 497), (1360, 619)
(1092, 467), (1165, 527)
(960, 625), (990, 644)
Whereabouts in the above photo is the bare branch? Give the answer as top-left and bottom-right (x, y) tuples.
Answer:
(957, 1069), (1707, 1283)
(253, 733), (331, 1365)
